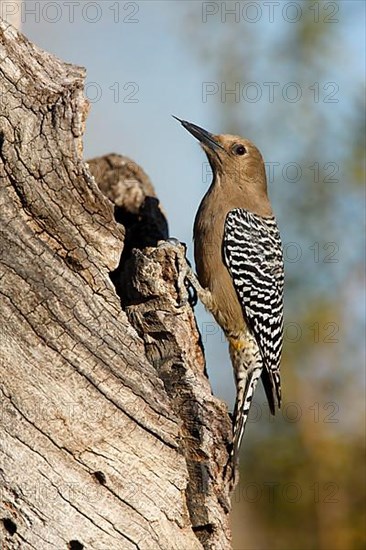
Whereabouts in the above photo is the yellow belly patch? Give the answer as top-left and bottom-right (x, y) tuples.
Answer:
(229, 337), (248, 351)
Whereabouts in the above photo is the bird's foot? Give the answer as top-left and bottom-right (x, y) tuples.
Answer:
(165, 240), (213, 307)
(158, 238), (197, 307)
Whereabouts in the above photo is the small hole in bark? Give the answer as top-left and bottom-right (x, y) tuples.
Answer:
(68, 541), (84, 550)
(192, 523), (215, 535)
(92, 470), (106, 484)
(65, 254), (83, 272)
(3, 518), (17, 535)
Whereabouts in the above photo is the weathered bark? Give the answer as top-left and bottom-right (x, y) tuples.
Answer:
(0, 20), (232, 550)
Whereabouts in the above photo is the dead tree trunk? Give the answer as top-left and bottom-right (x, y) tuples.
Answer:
(0, 20), (233, 550)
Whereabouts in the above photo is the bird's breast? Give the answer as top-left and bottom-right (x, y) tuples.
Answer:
(193, 199), (245, 335)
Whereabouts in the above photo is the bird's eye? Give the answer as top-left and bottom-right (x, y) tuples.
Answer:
(232, 144), (247, 156)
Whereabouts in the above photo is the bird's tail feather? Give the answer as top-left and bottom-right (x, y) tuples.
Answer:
(231, 365), (262, 467)
(225, 338), (263, 486)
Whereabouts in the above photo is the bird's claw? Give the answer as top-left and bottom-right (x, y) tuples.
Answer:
(187, 281), (198, 307)
(166, 237), (184, 248)
(158, 238), (197, 307)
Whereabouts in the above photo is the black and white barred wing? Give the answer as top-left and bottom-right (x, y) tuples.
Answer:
(223, 208), (284, 409)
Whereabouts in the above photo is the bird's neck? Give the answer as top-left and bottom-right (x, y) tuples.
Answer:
(205, 173), (273, 218)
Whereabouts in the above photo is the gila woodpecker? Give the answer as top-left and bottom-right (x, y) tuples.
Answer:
(174, 117), (284, 474)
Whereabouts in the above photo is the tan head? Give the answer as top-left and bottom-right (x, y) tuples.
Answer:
(174, 116), (272, 217)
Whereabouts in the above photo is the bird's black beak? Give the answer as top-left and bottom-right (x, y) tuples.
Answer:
(172, 116), (224, 151)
